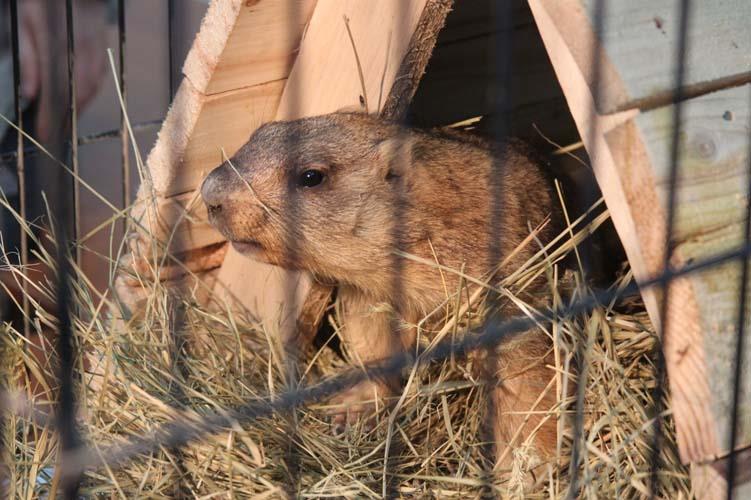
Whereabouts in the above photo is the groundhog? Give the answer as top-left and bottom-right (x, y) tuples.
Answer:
(201, 112), (561, 473)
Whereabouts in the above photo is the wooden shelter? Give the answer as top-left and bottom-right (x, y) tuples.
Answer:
(121, 0), (751, 497)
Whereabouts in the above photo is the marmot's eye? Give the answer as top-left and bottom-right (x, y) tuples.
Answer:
(299, 169), (325, 188)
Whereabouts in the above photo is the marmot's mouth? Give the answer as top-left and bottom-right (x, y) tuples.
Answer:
(230, 239), (264, 256)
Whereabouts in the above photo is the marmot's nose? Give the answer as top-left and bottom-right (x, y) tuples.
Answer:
(201, 166), (228, 217)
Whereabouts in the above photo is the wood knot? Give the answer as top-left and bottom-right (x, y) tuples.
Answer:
(688, 132), (717, 161)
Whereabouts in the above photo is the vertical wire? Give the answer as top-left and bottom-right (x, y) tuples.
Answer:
(167, 0), (176, 99)
(3, 1), (26, 493)
(163, 3), (190, 495)
(483, 0), (514, 496)
(567, 0), (605, 497)
(382, 1), (412, 496)
(649, 1), (692, 497)
(281, 1), (303, 494)
(58, 3), (83, 497)
(725, 86), (751, 500)
(66, 0), (80, 266)
(118, 0), (130, 218)
(9, 0), (29, 336)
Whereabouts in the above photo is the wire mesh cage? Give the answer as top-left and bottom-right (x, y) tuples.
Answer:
(0, 0), (749, 498)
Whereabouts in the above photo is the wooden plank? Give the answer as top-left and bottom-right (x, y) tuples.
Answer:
(275, 0), (429, 118)
(182, 0), (317, 95)
(528, 0), (719, 467)
(214, 0), (432, 332)
(540, 0), (751, 114)
(622, 85), (751, 457)
(605, 118), (719, 465)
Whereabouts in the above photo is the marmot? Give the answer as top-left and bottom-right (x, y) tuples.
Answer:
(201, 112), (561, 472)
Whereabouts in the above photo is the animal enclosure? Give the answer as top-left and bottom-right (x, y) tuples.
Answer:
(0, 0), (750, 498)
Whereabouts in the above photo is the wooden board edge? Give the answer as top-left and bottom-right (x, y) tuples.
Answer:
(182, 0), (243, 93)
(537, 0), (629, 114)
(142, 77), (205, 197)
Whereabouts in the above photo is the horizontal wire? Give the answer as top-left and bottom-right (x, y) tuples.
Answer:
(0, 119), (162, 164)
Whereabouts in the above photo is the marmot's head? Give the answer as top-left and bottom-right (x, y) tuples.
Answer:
(201, 113), (413, 278)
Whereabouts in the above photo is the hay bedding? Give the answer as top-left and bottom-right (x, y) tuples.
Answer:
(1, 207), (691, 499)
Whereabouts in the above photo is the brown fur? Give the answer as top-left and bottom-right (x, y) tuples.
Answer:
(201, 112), (561, 473)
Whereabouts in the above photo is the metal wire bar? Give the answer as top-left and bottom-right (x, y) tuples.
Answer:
(45, 238), (751, 481)
(55, 2), (82, 498)
(650, 1), (692, 496)
(482, 0), (515, 496)
(66, 0), (80, 267)
(162, 1), (188, 496)
(567, 0), (605, 496)
(279, 2), (304, 494)
(118, 0), (131, 215)
(726, 86), (751, 500)
(0, 120), (162, 161)
(9, 0), (29, 337)
(167, 0), (176, 99)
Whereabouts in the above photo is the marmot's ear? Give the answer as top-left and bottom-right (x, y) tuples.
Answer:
(375, 137), (413, 181)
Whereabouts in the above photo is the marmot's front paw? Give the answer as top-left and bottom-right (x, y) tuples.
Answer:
(327, 380), (391, 435)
